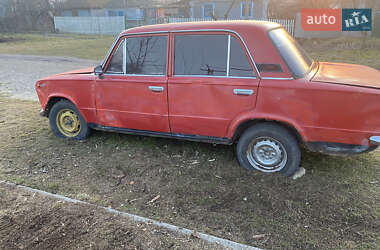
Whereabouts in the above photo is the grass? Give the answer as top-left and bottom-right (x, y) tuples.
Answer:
(0, 95), (378, 249)
(0, 33), (115, 60)
(299, 36), (380, 70)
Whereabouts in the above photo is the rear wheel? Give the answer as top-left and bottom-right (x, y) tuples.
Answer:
(236, 123), (301, 176)
(49, 100), (91, 140)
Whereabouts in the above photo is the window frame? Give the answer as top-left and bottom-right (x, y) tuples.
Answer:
(172, 31), (257, 79)
(240, 1), (253, 18)
(104, 39), (125, 74)
(202, 3), (215, 18)
(103, 32), (169, 77)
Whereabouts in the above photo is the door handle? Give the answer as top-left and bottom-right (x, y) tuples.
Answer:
(149, 86), (164, 92)
(233, 89), (254, 96)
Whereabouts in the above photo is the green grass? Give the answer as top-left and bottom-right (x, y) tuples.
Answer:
(0, 33), (115, 60)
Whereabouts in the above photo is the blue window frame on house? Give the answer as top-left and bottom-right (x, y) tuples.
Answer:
(202, 3), (215, 18)
(241, 1), (253, 18)
(108, 10), (117, 16)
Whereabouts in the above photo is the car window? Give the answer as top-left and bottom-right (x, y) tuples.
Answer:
(174, 34), (228, 76)
(126, 36), (167, 75)
(106, 40), (124, 74)
(269, 28), (313, 78)
(229, 36), (255, 77)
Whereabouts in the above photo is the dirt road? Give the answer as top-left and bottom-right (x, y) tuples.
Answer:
(0, 54), (98, 100)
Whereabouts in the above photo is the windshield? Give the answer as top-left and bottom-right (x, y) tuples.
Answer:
(268, 28), (314, 78)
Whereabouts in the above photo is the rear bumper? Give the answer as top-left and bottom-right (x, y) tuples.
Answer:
(370, 136), (380, 145)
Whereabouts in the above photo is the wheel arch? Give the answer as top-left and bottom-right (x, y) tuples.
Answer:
(45, 95), (77, 117)
(231, 118), (306, 144)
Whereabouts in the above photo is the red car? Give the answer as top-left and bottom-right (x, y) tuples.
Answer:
(36, 21), (380, 177)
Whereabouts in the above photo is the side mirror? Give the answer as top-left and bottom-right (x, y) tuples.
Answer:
(94, 65), (104, 78)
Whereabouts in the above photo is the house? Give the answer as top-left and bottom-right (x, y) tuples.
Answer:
(0, 0), (8, 17)
(58, 0), (155, 21)
(187, 0), (269, 20)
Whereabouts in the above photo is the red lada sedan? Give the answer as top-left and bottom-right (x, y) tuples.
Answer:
(36, 21), (380, 177)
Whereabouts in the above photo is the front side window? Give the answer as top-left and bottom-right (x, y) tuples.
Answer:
(106, 40), (124, 74)
(175, 34), (228, 76)
(125, 36), (167, 75)
(106, 35), (167, 75)
(203, 3), (214, 18)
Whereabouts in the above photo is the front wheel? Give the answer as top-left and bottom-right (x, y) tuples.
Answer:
(236, 123), (301, 176)
(49, 100), (91, 140)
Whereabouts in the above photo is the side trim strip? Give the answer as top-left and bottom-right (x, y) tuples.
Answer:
(88, 124), (233, 145)
(261, 77), (293, 80)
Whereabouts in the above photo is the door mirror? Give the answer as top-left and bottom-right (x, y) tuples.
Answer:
(94, 65), (103, 78)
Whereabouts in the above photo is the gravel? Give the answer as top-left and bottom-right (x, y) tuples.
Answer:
(0, 54), (98, 100)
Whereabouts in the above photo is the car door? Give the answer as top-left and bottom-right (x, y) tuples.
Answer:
(168, 32), (260, 138)
(95, 33), (170, 132)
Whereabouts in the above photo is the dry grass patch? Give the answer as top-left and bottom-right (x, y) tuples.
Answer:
(0, 33), (114, 60)
(0, 95), (379, 249)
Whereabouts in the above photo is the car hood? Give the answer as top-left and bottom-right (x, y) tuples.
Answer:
(56, 67), (95, 76)
(311, 62), (380, 89)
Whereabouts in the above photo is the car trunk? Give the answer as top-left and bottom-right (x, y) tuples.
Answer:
(311, 62), (380, 89)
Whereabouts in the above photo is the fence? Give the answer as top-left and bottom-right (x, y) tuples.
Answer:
(53, 16), (295, 37)
(54, 16), (125, 35)
(167, 17), (295, 37)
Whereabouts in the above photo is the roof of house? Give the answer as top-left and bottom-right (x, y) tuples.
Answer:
(122, 20), (280, 35)
(60, 0), (158, 10)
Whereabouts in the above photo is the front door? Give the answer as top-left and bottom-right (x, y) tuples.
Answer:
(168, 32), (260, 138)
(95, 34), (170, 132)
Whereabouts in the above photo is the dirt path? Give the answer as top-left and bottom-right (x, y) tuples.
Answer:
(0, 54), (98, 100)
(0, 182), (226, 250)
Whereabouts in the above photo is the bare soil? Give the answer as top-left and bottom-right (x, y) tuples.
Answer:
(0, 96), (379, 249)
(0, 182), (225, 250)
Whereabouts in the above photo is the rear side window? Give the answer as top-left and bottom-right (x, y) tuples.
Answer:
(106, 40), (124, 74)
(229, 36), (255, 77)
(174, 34), (228, 76)
(126, 36), (167, 75)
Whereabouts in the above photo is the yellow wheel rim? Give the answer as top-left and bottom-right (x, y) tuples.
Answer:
(56, 109), (81, 137)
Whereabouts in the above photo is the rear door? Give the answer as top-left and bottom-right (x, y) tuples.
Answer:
(95, 34), (170, 132)
(167, 32), (260, 138)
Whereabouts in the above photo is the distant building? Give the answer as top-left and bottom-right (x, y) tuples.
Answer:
(186, 0), (269, 20)
(0, 0), (7, 17)
(58, 0), (156, 20)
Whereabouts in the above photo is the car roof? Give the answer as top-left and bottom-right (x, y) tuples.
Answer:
(120, 20), (281, 35)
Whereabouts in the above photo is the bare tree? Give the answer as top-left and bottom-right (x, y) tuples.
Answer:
(0, 0), (64, 32)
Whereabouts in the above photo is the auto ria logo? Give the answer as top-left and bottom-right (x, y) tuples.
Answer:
(301, 8), (372, 31)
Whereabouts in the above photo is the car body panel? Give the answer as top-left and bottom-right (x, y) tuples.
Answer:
(95, 75), (170, 132)
(168, 76), (259, 137)
(36, 74), (97, 123)
(312, 62), (380, 89)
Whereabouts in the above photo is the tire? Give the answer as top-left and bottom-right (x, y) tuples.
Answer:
(236, 123), (301, 177)
(49, 100), (91, 140)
